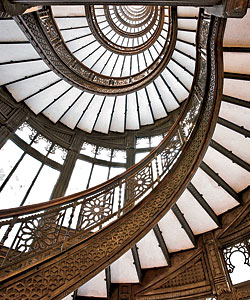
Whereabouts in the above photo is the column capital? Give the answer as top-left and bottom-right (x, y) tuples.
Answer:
(203, 232), (236, 299)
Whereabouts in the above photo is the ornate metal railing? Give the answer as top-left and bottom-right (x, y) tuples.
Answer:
(1, 10), (203, 272)
(0, 11), (225, 300)
(86, 5), (166, 55)
(14, 5), (176, 95)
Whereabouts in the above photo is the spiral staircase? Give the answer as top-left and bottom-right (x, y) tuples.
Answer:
(0, 2), (249, 300)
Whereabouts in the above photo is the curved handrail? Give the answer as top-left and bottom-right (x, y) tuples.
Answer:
(86, 6), (165, 55)
(0, 9), (200, 266)
(104, 6), (156, 38)
(14, 6), (177, 95)
(0, 7), (193, 220)
(0, 13), (225, 300)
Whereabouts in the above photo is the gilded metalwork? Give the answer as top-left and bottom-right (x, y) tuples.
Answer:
(160, 135), (182, 171)
(2, 211), (65, 267)
(159, 260), (206, 288)
(126, 163), (154, 201)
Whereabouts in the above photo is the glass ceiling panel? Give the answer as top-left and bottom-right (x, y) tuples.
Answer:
(0, 140), (24, 187)
(65, 159), (92, 195)
(0, 154), (42, 209)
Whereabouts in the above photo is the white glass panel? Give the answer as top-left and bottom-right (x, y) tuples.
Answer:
(0, 154), (42, 209)
(96, 147), (111, 161)
(111, 250), (139, 283)
(126, 93), (140, 130)
(60, 92), (89, 130)
(94, 96), (115, 134)
(80, 143), (96, 157)
(0, 140), (23, 187)
(77, 95), (104, 133)
(43, 86), (82, 123)
(61, 293), (74, 300)
(112, 150), (126, 163)
(25, 165), (60, 205)
(65, 159), (92, 195)
(8, 72), (58, 102)
(146, 83), (167, 120)
(110, 95), (125, 133)
(25, 80), (70, 115)
(136, 137), (149, 149)
(109, 167), (125, 179)
(137, 89), (154, 126)
(151, 135), (164, 147)
(135, 152), (149, 163)
(137, 230), (168, 268)
(78, 270), (107, 297)
(89, 164), (109, 188)
(0, 44), (39, 63)
(32, 135), (51, 155)
(229, 250), (250, 284)
(0, 19), (28, 42)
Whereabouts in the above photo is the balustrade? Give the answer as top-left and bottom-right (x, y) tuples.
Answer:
(0, 11), (210, 280)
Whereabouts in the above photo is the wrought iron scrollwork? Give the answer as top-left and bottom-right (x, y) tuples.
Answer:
(1, 210), (65, 267)
(126, 163), (153, 202)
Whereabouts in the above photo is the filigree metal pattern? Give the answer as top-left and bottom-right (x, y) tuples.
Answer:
(2, 211), (65, 266)
(160, 135), (182, 171)
(159, 260), (206, 288)
(76, 190), (115, 230)
(223, 240), (250, 273)
(126, 163), (153, 201)
(17, 121), (37, 141)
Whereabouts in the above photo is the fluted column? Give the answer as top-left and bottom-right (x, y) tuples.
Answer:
(204, 232), (237, 300)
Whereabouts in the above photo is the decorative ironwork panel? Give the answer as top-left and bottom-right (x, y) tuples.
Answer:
(77, 190), (115, 230)
(181, 91), (202, 139)
(223, 240), (250, 273)
(126, 163), (154, 202)
(1, 211), (65, 266)
(199, 19), (210, 49)
(160, 135), (182, 171)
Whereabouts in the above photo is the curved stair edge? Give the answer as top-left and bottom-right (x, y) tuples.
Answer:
(0, 14), (226, 300)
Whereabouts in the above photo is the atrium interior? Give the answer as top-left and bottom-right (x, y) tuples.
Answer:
(0, 1), (249, 299)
